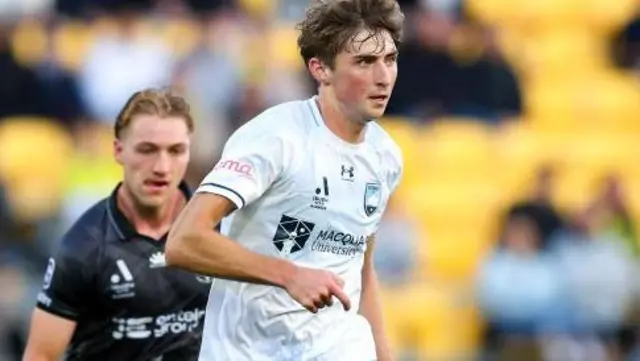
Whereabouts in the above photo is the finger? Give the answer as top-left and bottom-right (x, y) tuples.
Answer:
(305, 301), (318, 314)
(330, 285), (351, 311)
(314, 297), (326, 310)
(321, 292), (333, 307)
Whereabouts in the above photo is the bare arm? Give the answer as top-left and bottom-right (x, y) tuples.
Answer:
(165, 193), (297, 288)
(359, 235), (393, 361)
(23, 309), (76, 361)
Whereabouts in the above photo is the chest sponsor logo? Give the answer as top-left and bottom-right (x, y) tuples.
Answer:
(272, 214), (316, 256)
(364, 182), (382, 217)
(310, 228), (367, 257)
(112, 308), (206, 340)
(110, 259), (136, 299)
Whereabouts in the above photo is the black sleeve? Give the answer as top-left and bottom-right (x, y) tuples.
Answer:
(35, 226), (100, 321)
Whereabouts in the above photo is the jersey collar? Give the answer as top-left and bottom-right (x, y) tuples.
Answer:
(107, 181), (192, 242)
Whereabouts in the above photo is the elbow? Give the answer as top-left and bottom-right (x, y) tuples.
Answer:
(165, 228), (192, 268)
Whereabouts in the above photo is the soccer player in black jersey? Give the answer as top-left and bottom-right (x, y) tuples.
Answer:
(22, 88), (211, 361)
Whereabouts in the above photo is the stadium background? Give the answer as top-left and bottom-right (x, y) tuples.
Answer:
(0, 0), (639, 359)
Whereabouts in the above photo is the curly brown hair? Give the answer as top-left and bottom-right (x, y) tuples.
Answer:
(296, 0), (405, 69)
(114, 88), (194, 140)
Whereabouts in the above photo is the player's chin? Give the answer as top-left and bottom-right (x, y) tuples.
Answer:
(138, 193), (169, 208)
(365, 107), (387, 120)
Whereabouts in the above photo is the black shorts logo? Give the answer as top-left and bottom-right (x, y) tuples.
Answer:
(272, 215), (316, 256)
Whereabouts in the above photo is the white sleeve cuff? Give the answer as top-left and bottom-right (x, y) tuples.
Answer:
(196, 182), (246, 210)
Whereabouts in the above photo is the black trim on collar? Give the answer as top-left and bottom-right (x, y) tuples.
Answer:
(107, 181), (192, 241)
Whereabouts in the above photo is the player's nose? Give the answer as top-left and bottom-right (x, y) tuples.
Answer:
(373, 62), (392, 88)
(152, 152), (171, 174)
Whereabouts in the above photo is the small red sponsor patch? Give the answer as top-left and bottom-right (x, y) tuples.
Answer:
(214, 159), (254, 177)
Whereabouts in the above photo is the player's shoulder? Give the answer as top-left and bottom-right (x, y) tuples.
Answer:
(229, 99), (316, 144)
(366, 121), (403, 169)
(58, 198), (110, 256)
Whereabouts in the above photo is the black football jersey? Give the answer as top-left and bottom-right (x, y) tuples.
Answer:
(36, 182), (211, 361)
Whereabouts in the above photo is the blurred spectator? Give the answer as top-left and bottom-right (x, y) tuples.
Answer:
(0, 23), (50, 119)
(545, 199), (638, 361)
(530, 166), (555, 207)
(579, 175), (639, 257)
(386, 0), (522, 123)
(477, 202), (567, 358)
(373, 196), (420, 286)
(172, 14), (244, 163)
(78, 8), (175, 124)
(613, 15), (640, 72)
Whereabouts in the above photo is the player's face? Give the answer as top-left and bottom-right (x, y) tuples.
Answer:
(114, 115), (191, 209)
(330, 29), (398, 122)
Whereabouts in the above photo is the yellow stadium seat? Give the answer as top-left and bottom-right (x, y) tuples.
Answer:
(419, 120), (497, 182)
(493, 121), (546, 194)
(238, 0), (277, 19)
(10, 19), (48, 67)
(467, 0), (575, 30)
(562, 134), (640, 173)
(574, 73), (640, 134)
(576, 0), (639, 34)
(526, 72), (640, 134)
(408, 183), (504, 281)
(466, 0), (512, 26)
(383, 283), (468, 359)
(159, 18), (202, 58)
(0, 117), (73, 221)
(52, 21), (94, 72)
(266, 24), (304, 71)
(379, 118), (422, 192)
(519, 30), (608, 79)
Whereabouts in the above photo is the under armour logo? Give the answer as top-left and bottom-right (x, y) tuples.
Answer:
(341, 165), (354, 179)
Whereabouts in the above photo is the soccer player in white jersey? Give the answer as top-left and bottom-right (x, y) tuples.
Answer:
(165, 0), (405, 360)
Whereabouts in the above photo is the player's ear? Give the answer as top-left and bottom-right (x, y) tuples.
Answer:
(113, 139), (124, 165)
(308, 58), (331, 86)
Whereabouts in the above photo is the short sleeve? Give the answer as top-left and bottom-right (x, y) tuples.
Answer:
(388, 144), (404, 194)
(36, 228), (99, 321)
(197, 122), (292, 209)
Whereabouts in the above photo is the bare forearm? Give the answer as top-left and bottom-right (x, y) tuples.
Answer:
(360, 269), (393, 361)
(23, 351), (56, 361)
(166, 230), (295, 288)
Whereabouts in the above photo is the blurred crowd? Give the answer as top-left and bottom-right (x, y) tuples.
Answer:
(0, 0), (639, 360)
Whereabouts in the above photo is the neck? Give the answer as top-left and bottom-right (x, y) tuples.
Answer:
(316, 89), (366, 144)
(117, 185), (184, 239)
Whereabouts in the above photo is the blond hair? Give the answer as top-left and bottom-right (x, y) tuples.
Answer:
(114, 88), (194, 139)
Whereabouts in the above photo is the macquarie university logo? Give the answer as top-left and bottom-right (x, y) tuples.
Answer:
(364, 182), (382, 216)
(272, 215), (316, 256)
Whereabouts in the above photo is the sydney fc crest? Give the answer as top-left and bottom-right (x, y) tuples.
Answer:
(364, 182), (381, 217)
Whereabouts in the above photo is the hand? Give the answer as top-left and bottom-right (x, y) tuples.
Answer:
(284, 266), (351, 313)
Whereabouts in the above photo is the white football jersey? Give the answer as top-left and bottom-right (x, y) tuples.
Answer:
(196, 96), (403, 361)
